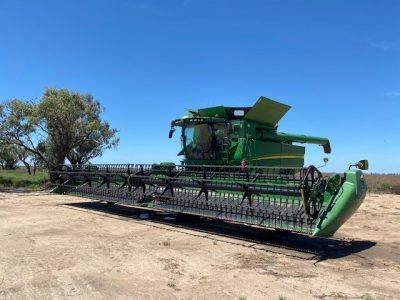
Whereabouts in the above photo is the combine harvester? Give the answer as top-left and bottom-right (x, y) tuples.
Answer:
(50, 97), (368, 237)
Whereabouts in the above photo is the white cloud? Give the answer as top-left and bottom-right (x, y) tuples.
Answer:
(369, 40), (399, 50)
(385, 91), (400, 98)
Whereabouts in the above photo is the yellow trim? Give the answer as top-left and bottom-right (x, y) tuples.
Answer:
(250, 154), (304, 161)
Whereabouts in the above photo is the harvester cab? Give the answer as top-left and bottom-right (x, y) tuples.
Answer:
(169, 96), (331, 167)
(50, 96), (368, 238)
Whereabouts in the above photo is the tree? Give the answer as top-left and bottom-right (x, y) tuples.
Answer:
(16, 146), (38, 175)
(0, 99), (48, 166)
(0, 143), (19, 169)
(37, 88), (119, 166)
(66, 122), (118, 165)
(0, 88), (119, 169)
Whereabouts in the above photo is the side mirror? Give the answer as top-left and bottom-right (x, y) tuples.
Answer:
(349, 159), (369, 170)
(317, 157), (329, 168)
(356, 160), (369, 170)
(168, 127), (175, 139)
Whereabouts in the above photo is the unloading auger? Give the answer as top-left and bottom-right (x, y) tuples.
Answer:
(50, 97), (368, 237)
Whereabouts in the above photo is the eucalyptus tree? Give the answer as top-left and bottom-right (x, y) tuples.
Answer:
(0, 88), (119, 169)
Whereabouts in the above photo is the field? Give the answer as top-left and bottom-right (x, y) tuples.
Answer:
(0, 191), (399, 299)
(0, 169), (48, 190)
(364, 173), (400, 194)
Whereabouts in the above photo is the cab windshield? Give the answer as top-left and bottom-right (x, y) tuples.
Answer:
(183, 123), (228, 160)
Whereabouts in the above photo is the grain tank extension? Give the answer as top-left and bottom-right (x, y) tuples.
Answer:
(50, 96), (368, 237)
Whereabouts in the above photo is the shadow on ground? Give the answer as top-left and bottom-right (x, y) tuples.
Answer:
(63, 201), (375, 262)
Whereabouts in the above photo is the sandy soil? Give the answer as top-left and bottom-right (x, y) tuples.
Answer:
(0, 192), (399, 300)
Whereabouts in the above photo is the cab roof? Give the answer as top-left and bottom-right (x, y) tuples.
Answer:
(195, 96), (291, 128)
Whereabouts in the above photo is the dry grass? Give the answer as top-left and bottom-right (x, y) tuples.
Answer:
(364, 173), (400, 194)
(323, 172), (400, 195)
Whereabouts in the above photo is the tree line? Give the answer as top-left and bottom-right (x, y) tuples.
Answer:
(0, 88), (119, 174)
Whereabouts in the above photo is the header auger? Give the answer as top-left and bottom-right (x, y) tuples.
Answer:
(50, 96), (368, 237)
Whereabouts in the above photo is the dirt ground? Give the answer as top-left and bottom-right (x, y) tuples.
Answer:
(0, 192), (399, 300)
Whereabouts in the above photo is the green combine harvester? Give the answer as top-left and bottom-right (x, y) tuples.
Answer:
(50, 96), (368, 237)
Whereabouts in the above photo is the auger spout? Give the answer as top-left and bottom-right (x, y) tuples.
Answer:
(269, 132), (331, 153)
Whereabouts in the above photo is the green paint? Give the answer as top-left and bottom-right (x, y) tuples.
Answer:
(168, 96), (368, 237)
(198, 106), (228, 118)
(171, 96), (331, 167)
(243, 96), (291, 127)
(312, 170), (367, 237)
(52, 96), (368, 238)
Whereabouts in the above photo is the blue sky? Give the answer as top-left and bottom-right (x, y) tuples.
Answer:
(0, 0), (399, 173)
